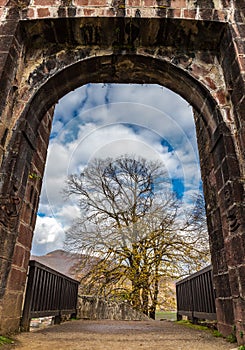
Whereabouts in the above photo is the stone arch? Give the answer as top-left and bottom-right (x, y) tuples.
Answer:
(0, 13), (244, 344)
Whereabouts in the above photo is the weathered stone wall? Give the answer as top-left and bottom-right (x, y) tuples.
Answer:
(0, 0), (244, 344)
(78, 296), (149, 321)
(0, 108), (54, 334)
(0, 0), (236, 21)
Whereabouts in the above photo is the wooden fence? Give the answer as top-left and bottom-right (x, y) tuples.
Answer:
(21, 260), (79, 331)
(176, 265), (216, 323)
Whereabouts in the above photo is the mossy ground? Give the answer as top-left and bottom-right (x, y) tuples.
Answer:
(0, 336), (14, 346)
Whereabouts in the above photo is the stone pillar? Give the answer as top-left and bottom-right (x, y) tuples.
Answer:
(194, 112), (233, 335)
(218, 7), (245, 344)
(0, 108), (54, 334)
(0, 2), (22, 334)
(196, 99), (245, 346)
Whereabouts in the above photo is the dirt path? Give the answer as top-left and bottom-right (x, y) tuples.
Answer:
(6, 320), (237, 350)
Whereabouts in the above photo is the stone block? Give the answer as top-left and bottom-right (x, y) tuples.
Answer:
(167, 8), (181, 17)
(73, 0), (89, 5)
(221, 156), (241, 183)
(220, 181), (244, 210)
(0, 230), (17, 262)
(183, 9), (196, 19)
(19, 201), (32, 226)
(214, 167), (223, 190)
(37, 8), (51, 17)
(214, 273), (232, 298)
(34, 0), (58, 4)
(216, 298), (234, 325)
(12, 244), (26, 268)
(228, 268), (240, 297)
(36, 124), (51, 151)
(233, 298), (245, 323)
(226, 234), (245, 266)
(126, 0), (141, 5)
(31, 151), (45, 176)
(211, 248), (228, 275)
(239, 265), (245, 299)
(199, 9), (213, 20)
(1, 291), (23, 318)
(217, 322), (233, 338)
(88, 0), (107, 5)
(171, 0), (186, 7)
(0, 315), (21, 335)
(7, 267), (27, 291)
(209, 229), (224, 254)
(213, 89), (228, 106)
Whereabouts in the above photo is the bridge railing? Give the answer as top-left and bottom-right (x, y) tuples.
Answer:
(21, 260), (79, 331)
(176, 265), (216, 323)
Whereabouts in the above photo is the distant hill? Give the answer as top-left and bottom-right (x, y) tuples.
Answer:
(30, 250), (84, 278)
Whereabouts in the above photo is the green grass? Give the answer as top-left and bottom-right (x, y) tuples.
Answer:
(175, 319), (239, 345)
(155, 311), (177, 321)
(0, 336), (14, 346)
(212, 329), (223, 338)
(176, 319), (209, 331)
(226, 333), (237, 343)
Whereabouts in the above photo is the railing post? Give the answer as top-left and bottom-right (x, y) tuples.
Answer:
(20, 263), (36, 331)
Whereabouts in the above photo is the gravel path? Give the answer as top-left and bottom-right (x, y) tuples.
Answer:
(6, 320), (237, 350)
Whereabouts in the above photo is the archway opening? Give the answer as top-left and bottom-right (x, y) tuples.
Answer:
(30, 83), (210, 320)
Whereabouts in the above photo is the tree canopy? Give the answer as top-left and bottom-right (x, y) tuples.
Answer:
(64, 155), (210, 318)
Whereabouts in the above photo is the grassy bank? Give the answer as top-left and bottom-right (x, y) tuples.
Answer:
(155, 311), (176, 321)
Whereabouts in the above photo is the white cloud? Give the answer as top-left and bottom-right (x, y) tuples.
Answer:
(31, 216), (65, 256)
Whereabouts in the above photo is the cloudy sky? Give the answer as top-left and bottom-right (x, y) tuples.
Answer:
(31, 83), (202, 256)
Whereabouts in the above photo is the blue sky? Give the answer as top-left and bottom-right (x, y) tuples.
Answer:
(31, 83), (202, 256)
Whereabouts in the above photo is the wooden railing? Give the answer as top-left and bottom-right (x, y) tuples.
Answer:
(176, 265), (216, 323)
(21, 260), (79, 331)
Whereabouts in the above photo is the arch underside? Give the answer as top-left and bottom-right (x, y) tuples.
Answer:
(17, 17), (227, 135)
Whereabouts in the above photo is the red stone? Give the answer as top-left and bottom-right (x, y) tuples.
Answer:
(89, 0), (107, 5)
(169, 8), (181, 18)
(12, 244), (26, 268)
(26, 8), (35, 18)
(7, 268), (27, 291)
(37, 8), (50, 17)
(18, 222), (33, 247)
(73, 0), (89, 5)
(144, 0), (155, 6)
(183, 9), (196, 19)
(204, 76), (217, 90)
(34, 0), (57, 4)
(171, 0), (186, 7)
(126, 0), (141, 6)
(213, 89), (228, 105)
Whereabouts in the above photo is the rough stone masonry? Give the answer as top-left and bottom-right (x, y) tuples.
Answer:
(0, 0), (244, 344)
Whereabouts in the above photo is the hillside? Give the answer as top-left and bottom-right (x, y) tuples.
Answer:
(30, 250), (83, 278)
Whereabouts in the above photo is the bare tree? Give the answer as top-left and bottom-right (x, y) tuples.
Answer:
(64, 155), (210, 318)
